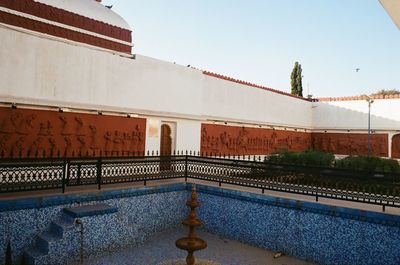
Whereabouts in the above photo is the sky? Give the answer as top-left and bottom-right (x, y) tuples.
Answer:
(103, 0), (400, 98)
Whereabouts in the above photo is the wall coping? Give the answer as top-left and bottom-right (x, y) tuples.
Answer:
(1, 182), (400, 227)
(195, 184), (400, 227)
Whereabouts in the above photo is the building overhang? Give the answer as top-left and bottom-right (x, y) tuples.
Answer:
(380, 0), (400, 30)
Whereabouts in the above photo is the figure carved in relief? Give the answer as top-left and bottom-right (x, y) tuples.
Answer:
(209, 136), (219, 152)
(129, 131), (139, 150)
(38, 121), (53, 136)
(113, 130), (123, 154)
(337, 138), (348, 153)
(29, 137), (45, 156)
(59, 116), (72, 135)
(16, 114), (36, 135)
(392, 135), (400, 158)
(121, 132), (129, 153)
(136, 125), (144, 143)
(12, 136), (26, 157)
(48, 137), (57, 155)
(74, 117), (86, 136)
(88, 125), (98, 149)
(0, 113), (22, 134)
(270, 132), (278, 151)
(237, 128), (249, 153)
(63, 137), (73, 156)
(0, 134), (11, 156)
(219, 132), (229, 149)
(104, 131), (113, 154)
(201, 128), (209, 149)
(77, 136), (89, 155)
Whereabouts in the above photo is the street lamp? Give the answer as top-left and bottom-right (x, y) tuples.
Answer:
(366, 97), (374, 156)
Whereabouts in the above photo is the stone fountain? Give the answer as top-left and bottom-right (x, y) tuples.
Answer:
(175, 184), (207, 265)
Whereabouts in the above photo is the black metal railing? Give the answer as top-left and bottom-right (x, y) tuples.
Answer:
(1, 153), (400, 211)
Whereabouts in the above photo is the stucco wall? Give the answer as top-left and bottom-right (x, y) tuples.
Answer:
(312, 100), (400, 130)
(0, 26), (311, 129)
(1, 26), (400, 157)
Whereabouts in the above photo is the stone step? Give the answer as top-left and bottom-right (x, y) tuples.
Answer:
(36, 231), (62, 253)
(24, 247), (46, 265)
(50, 215), (75, 237)
(63, 203), (118, 218)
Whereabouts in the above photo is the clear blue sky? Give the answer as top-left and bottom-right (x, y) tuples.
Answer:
(103, 0), (400, 97)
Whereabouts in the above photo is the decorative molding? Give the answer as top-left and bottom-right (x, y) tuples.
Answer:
(0, 10), (131, 53)
(0, 6), (132, 46)
(0, 0), (131, 42)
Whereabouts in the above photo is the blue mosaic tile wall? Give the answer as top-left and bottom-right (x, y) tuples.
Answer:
(1, 182), (400, 265)
(0, 184), (188, 264)
(195, 185), (400, 265)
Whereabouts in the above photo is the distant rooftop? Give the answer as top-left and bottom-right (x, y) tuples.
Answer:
(317, 94), (400, 102)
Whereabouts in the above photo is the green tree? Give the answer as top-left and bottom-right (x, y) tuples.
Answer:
(290, 62), (303, 97)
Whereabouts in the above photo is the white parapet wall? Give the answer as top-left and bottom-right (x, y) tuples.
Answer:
(0, 25), (312, 129)
(1, 25), (400, 155)
(312, 99), (400, 131)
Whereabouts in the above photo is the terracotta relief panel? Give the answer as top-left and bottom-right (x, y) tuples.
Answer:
(0, 107), (146, 158)
(311, 133), (388, 157)
(200, 124), (311, 155)
(392, 134), (400, 159)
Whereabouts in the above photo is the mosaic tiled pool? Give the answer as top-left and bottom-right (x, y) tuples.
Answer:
(1, 183), (400, 265)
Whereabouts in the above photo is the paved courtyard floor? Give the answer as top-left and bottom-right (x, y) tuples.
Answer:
(83, 227), (313, 265)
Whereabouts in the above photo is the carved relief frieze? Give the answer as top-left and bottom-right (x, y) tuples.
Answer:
(200, 124), (311, 155)
(311, 133), (388, 157)
(0, 107), (146, 158)
(392, 134), (400, 159)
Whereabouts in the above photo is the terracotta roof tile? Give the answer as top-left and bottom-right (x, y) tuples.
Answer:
(202, 71), (312, 102)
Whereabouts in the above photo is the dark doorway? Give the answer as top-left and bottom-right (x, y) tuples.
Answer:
(160, 124), (172, 170)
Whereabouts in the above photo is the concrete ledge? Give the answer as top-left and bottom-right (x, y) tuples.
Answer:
(193, 183), (400, 227)
(0, 183), (187, 212)
(63, 203), (118, 218)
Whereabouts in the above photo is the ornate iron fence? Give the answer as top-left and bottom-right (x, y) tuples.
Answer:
(1, 153), (400, 211)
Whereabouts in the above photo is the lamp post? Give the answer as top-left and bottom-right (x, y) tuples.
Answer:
(366, 97), (374, 156)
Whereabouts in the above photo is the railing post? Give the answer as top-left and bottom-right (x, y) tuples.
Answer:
(62, 159), (67, 193)
(185, 154), (188, 182)
(96, 158), (102, 190)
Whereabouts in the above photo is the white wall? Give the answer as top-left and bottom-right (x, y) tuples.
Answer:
(0, 26), (313, 129)
(144, 117), (201, 154)
(202, 76), (312, 128)
(1, 25), (399, 155)
(312, 100), (400, 130)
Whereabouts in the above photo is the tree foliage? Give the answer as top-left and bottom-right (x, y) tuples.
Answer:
(370, 89), (400, 96)
(290, 62), (303, 97)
